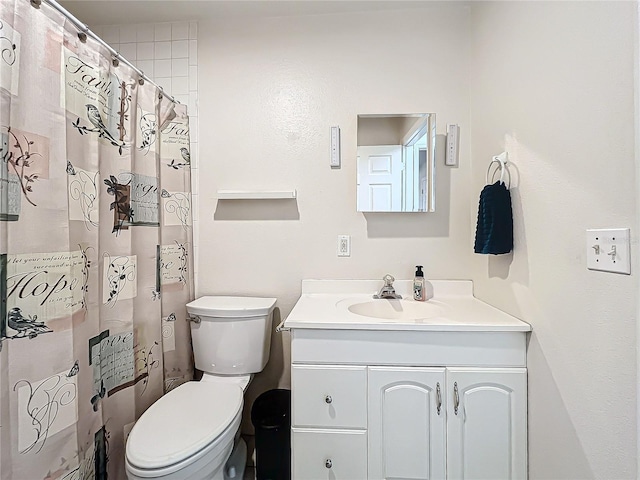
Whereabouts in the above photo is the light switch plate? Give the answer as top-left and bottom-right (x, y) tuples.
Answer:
(445, 124), (459, 166)
(330, 126), (341, 168)
(586, 228), (631, 274)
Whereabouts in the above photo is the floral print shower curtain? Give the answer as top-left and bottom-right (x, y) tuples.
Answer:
(0, 2), (195, 478)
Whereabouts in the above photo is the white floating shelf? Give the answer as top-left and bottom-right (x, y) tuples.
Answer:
(216, 189), (297, 200)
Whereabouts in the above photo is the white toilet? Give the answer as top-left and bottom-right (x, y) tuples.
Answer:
(125, 296), (277, 480)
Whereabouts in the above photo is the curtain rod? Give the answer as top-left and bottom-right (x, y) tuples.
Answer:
(30, 0), (178, 104)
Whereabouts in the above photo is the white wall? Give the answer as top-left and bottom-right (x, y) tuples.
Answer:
(469, 2), (637, 478)
(197, 5), (474, 401)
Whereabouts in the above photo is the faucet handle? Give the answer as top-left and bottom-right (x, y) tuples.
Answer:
(382, 274), (395, 286)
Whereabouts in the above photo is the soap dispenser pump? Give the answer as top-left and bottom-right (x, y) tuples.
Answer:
(413, 266), (426, 301)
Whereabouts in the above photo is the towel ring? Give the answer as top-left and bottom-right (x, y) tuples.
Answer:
(486, 152), (511, 189)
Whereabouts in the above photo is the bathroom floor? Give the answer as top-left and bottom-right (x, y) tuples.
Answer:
(243, 466), (255, 480)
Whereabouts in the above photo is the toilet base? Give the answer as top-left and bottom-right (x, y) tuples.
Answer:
(224, 437), (247, 480)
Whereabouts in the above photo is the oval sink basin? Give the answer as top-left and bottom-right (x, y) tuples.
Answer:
(348, 299), (445, 321)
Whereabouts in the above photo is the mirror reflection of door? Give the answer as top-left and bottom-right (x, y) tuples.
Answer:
(402, 132), (427, 212)
(357, 145), (403, 211)
(356, 113), (436, 212)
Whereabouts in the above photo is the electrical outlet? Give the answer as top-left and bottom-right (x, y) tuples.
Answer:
(337, 235), (350, 257)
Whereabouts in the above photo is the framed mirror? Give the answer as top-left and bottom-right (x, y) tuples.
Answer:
(357, 113), (436, 212)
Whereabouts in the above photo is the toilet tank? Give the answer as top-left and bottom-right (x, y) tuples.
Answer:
(186, 296), (277, 375)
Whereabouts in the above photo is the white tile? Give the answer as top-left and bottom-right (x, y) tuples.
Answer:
(172, 58), (189, 75)
(189, 141), (198, 169)
(172, 76), (189, 95)
(189, 66), (198, 90)
(188, 92), (198, 113)
(91, 25), (104, 39)
(154, 23), (172, 42)
(102, 25), (120, 44)
(120, 24), (138, 43)
(173, 94), (189, 106)
(119, 43), (137, 61)
(187, 120), (198, 142)
(191, 173), (199, 194)
(136, 24), (155, 42)
(189, 121), (198, 142)
(154, 41), (171, 59)
(172, 22), (190, 40)
(189, 40), (198, 66)
(136, 60), (154, 79)
(189, 22), (198, 40)
(137, 42), (154, 60)
(191, 194), (199, 221)
(155, 77), (172, 93)
(154, 59), (172, 77)
(171, 40), (189, 59)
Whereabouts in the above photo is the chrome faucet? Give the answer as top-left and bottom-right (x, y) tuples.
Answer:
(374, 274), (402, 299)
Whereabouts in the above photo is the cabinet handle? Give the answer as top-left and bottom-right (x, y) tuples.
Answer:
(436, 382), (442, 415)
(453, 382), (459, 415)
(325, 459), (333, 469)
(325, 395), (332, 404)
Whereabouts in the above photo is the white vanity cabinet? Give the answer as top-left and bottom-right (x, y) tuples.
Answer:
(285, 280), (531, 480)
(289, 330), (529, 480)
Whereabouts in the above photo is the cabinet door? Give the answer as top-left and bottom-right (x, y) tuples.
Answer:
(368, 367), (446, 480)
(446, 368), (527, 480)
(292, 428), (367, 480)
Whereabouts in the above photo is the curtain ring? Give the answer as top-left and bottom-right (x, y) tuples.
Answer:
(77, 32), (87, 43)
(112, 56), (119, 67)
(138, 77), (145, 86)
(30, 0), (42, 8)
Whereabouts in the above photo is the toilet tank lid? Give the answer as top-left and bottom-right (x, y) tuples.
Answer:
(186, 296), (276, 317)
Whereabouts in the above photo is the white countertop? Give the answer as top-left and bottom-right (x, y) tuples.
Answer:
(284, 280), (531, 332)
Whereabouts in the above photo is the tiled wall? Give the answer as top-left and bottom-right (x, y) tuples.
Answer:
(90, 22), (200, 286)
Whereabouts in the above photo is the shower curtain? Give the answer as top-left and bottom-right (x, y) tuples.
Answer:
(0, 1), (195, 478)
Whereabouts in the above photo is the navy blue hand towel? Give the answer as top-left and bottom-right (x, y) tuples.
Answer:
(474, 181), (513, 255)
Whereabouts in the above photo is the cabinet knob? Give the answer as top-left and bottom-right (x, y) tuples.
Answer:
(325, 459), (333, 469)
(325, 395), (332, 404)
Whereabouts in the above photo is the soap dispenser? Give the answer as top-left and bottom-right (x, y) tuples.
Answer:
(413, 266), (426, 301)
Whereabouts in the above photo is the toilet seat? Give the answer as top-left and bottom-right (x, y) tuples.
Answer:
(126, 381), (243, 477)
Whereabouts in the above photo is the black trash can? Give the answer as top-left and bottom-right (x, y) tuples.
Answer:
(250, 389), (291, 480)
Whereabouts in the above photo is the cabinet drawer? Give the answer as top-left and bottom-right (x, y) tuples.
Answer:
(292, 428), (367, 480)
(292, 365), (367, 428)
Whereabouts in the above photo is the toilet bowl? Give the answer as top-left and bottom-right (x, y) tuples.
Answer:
(125, 381), (243, 479)
(125, 296), (277, 480)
